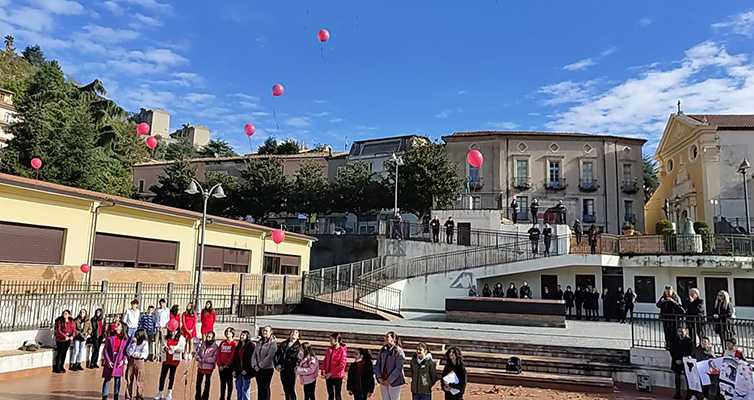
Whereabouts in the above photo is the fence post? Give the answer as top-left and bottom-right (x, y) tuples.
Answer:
(135, 282), (142, 302)
(335, 265), (341, 291)
(166, 282), (173, 307)
(282, 275), (288, 305)
(260, 275), (267, 305)
(230, 284), (237, 315)
(319, 271), (325, 295)
(101, 280), (109, 294)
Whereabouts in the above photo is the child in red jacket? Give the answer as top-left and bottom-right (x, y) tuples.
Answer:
(181, 303), (197, 359)
(216, 327), (237, 400)
(200, 301), (216, 337)
(322, 332), (348, 400)
(53, 310), (75, 373)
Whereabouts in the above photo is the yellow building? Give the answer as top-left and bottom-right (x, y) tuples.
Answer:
(645, 113), (754, 233)
(0, 172), (314, 285)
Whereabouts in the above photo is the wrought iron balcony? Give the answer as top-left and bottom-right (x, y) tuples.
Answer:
(512, 176), (531, 190)
(544, 178), (567, 191)
(579, 178), (600, 192)
(468, 178), (484, 192)
(621, 179), (639, 194)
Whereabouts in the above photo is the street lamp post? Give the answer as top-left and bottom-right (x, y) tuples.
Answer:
(185, 178), (226, 309)
(738, 159), (752, 234)
(391, 153), (404, 215)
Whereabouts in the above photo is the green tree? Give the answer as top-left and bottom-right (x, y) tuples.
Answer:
(256, 137), (302, 155)
(236, 158), (290, 221)
(256, 138), (278, 155)
(383, 142), (463, 218)
(149, 158), (200, 210)
(331, 161), (386, 223)
(197, 139), (238, 158)
(164, 136), (197, 160)
(643, 154), (659, 202)
(21, 45), (46, 67)
(289, 161), (329, 214)
(0, 61), (146, 196)
(0, 44), (36, 98)
(204, 171), (240, 217)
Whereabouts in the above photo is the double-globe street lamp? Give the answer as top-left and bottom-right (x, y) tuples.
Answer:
(185, 178), (226, 309)
(738, 159), (752, 234)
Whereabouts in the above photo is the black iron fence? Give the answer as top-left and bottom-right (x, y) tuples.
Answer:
(608, 234), (754, 256)
(631, 312), (754, 355)
(0, 291), (258, 333)
(385, 221), (525, 247)
(303, 274), (401, 315)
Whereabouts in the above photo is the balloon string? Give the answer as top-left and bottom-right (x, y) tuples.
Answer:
(248, 136), (253, 155)
(320, 44), (325, 60)
(273, 107), (280, 131)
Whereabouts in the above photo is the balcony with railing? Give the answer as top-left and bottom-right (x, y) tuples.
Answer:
(544, 178), (567, 191)
(468, 177), (484, 192)
(511, 176), (531, 190)
(621, 179), (639, 194)
(578, 178), (599, 192)
(444, 192), (504, 210)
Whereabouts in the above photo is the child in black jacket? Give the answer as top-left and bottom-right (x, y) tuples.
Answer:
(347, 349), (375, 400)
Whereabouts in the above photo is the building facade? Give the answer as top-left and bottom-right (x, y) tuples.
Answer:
(441, 131), (646, 234)
(133, 108), (171, 138)
(0, 172), (314, 285)
(0, 88), (18, 148)
(646, 113), (754, 233)
(347, 135), (430, 175)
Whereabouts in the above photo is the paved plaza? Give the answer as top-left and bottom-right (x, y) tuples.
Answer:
(256, 313), (634, 350)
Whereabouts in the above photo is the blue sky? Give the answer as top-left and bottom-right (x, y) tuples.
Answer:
(2, 1), (754, 155)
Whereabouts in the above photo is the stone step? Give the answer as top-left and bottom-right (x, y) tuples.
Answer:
(0, 348), (53, 378)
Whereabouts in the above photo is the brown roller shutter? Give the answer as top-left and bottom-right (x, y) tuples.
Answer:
(94, 233), (138, 263)
(224, 248), (249, 265)
(203, 246), (224, 269)
(137, 238), (177, 267)
(264, 252), (300, 267)
(0, 222), (64, 264)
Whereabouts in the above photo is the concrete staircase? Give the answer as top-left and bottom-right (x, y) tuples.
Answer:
(274, 327), (630, 391)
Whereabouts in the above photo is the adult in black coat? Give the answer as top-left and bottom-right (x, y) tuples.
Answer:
(505, 283), (518, 298)
(481, 284), (492, 297)
(346, 349), (375, 399)
(555, 285), (564, 301)
(233, 330), (256, 386)
(684, 288), (705, 346)
(563, 286), (575, 318)
(574, 287), (584, 320)
(275, 330), (302, 400)
(623, 289), (636, 321)
(656, 286), (685, 349)
(441, 347), (467, 400)
(669, 328), (694, 400)
(528, 225), (540, 255)
(615, 288), (627, 323)
(692, 336), (715, 400)
(492, 283), (504, 298)
(519, 282), (532, 299)
(590, 288), (601, 321)
(530, 199), (539, 224)
(712, 290), (735, 348)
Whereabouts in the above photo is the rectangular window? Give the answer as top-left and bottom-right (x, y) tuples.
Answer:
(634, 276), (656, 303)
(468, 166), (480, 183)
(622, 164), (632, 182)
(516, 195), (529, 220)
(734, 278), (754, 307)
(93, 233), (177, 270)
(203, 245), (250, 273)
(548, 160), (561, 183)
(263, 252), (301, 275)
(138, 180), (145, 192)
(471, 196), (482, 210)
(516, 159), (528, 178)
(0, 221), (65, 264)
(582, 161), (594, 181)
(624, 200), (634, 222)
(582, 199), (595, 219)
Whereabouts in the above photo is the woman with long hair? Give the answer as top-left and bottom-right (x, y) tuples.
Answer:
(101, 322), (128, 400)
(374, 331), (405, 400)
(181, 302), (197, 359)
(195, 331), (219, 400)
(200, 301), (216, 338)
(347, 348), (375, 400)
(126, 328), (149, 400)
(155, 322), (186, 400)
(71, 308), (91, 371)
(322, 332), (348, 400)
(713, 290), (735, 347)
(53, 309), (75, 373)
(232, 330), (255, 400)
(276, 330), (302, 400)
(441, 347), (467, 400)
(252, 326), (277, 400)
(296, 343), (319, 400)
(89, 308), (105, 369)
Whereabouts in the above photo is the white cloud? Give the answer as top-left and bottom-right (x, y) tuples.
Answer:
(313, 99), (327, 104)
(435, 107), (463, 119)
(306, 111), (330, 118)
(102, 1), (123, 15)
(113, 0), (171, 12)
(638, 17), (653, 27)
(255, 36), (268, 47)
(184, 93), (215, 103)
(712, 10), (754, 37)
(1, 7), (54, 31)
(77, 24), (140, 45)
(29, 0), (84, 15)
(330, 118), (344, 123)
(538, 80), (600, 105)
(251, 111), (270, 117)
(130, 13), (162, 28)
(286, 116), (311, 128)
(563, 58), (596, 71)
(457, 90), (467, 95)
(544, 41), (754, 143)
(108, 48), (189, 75)
(486, 121), (519, 130)
(151, 72), (204, 87)
(601, 47), (617, 57)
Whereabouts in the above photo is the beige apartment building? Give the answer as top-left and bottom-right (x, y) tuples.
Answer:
(133, 151), (342, 198)
(442, 131), (647, 234)
(0, 88), (17, 148)
(646, 113), (754, 233)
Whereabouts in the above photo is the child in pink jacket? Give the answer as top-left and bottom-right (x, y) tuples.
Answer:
(194, 331), (219, 400)
(296, 343), (319, 400)
(321, 332), (348, 400)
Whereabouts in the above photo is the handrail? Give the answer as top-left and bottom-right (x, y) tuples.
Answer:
(631, 312), (754, 354)
(303, 273), (401, 315)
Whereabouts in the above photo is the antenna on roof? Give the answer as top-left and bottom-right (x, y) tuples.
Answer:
(677, 100), (683, 115)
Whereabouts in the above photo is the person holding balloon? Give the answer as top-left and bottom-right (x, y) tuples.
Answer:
(155, 319), (185, 400)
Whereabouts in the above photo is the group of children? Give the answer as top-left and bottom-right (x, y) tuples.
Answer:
(53, 301), (468, 400)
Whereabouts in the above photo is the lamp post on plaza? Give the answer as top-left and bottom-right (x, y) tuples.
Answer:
(738, 159), (752, 234)
(185, 179), (226, 309)
(391, 153), (404, 215)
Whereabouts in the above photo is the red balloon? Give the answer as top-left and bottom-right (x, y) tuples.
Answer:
(272, 83), (285, 97)
(145, 136), (158, 150)
(271, 229), (285, 244)
(30, 157), (42, 170)
(467, 149), (484, 169)
(80, 263), (90, 273)
(136, 122), (150, 136)
(318, 29), (330, 42)
(244, 123), (256, 137)
(167, 319), (179, 332)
